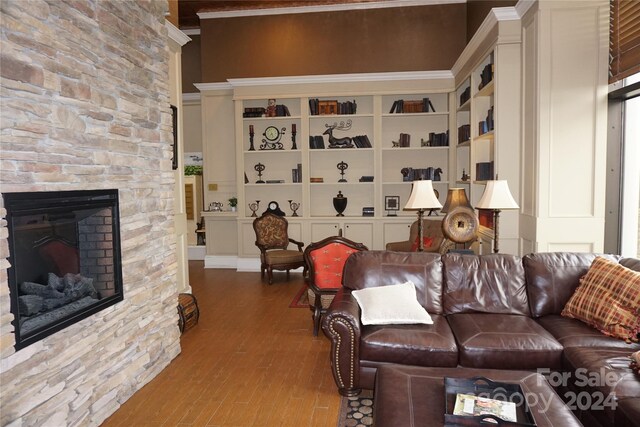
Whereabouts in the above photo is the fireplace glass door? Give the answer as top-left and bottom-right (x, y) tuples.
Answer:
(3, 189), (124, 349)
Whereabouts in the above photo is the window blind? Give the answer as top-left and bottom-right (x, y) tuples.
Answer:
(610, 0), (640, 83)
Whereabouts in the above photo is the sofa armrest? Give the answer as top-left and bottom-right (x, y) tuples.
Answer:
(322, 288), (362, 396)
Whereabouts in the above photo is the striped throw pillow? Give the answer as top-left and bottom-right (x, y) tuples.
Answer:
(561, 256), (640, 342)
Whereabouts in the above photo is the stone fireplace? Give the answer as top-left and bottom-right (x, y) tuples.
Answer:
(0, 1), (182, 425)
(3, 190), (124, 350)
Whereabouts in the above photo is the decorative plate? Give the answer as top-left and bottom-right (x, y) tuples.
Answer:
(442, 206), (478, 243)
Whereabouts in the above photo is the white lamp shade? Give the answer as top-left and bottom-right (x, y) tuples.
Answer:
(476, 180), (519, 210)
(404, 180), (443, 210)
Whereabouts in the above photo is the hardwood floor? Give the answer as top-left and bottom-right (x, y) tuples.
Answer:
(102, 262), (341, 426)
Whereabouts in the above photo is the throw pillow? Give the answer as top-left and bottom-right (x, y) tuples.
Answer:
(411, 236), (434, 252)
(352, 281), (433, 325)
(631, 351), (640, 376)
(561, 256), (640, 342)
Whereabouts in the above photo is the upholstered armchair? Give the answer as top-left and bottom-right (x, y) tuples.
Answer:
(303, 236), (368, 336)
(385, 219), (451, 253)
(253, 212), (305, 285)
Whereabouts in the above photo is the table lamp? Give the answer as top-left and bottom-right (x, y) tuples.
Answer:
(404, 180), (443, 251)
(475, 180), (519, 253)
(441, 188), (472, 213)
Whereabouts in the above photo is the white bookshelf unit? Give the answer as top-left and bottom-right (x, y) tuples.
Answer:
(229, 74), (455, 259)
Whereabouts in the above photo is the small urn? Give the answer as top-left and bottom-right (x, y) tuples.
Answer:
(333, 191), (347, 217)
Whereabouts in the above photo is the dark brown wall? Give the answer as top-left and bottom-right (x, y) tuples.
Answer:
(182, 34), (201, 93)
(466, 0), (517, 42)
(199, 4), (466, 82)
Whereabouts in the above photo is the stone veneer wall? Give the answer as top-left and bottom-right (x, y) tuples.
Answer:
(0, 1), (181, 425)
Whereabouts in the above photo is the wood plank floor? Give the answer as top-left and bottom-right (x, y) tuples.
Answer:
(102, 262), (342, 427)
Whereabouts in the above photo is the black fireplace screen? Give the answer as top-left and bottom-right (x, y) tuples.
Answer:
(3, 190), (123, 350)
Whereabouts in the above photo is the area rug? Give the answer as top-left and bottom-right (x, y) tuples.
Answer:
(289, 285), (309, 308)
(337, 390), (374, 427)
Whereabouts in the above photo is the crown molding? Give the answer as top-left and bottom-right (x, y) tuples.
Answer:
(165, 21), (191, 46)
(195, 82), (234, 92)
(451, 6), (520, 77)
(198, 0), (464, 19)
(227, 71), (453, 87)
(515, 0), (536, 18)
(182, 28), (201, 36)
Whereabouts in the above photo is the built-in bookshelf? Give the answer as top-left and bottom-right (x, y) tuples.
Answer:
(233, 79), (453, 253)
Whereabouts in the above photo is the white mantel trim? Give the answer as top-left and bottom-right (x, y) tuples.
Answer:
(182, 93), (201, 103)
(198, 0), (464, 19)
(182, 28), (201, 36)
(226, 71), (453, 87)
(165, 21), (191, 46)
(451, 6), (520, 77)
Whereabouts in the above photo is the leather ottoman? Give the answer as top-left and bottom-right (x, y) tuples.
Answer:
(374, 365), (582, 426)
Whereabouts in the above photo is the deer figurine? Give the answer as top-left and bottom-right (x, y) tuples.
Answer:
(323, 120), (354, 148)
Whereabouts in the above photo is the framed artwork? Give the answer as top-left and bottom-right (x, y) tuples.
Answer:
(385, 196), (400, 216)
(171, 104), (178, 170)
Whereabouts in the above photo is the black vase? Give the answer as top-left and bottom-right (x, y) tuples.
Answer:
(333, 191), (347, 216)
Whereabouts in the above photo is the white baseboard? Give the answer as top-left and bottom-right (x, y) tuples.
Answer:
(204, 255), (238, 269)
(188, 246), (206, 260)
(203, 256), (305, 273)
(236, 257), (261, 272)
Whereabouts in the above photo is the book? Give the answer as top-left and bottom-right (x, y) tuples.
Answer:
(453, 393), (517, 422)
(309, 177), (324, 183)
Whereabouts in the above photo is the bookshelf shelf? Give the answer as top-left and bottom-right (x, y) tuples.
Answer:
(475, 80), (495, 98)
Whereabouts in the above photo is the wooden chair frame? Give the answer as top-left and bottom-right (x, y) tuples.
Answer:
(253, 212), (305, 285)
(303, 235), (368, 336)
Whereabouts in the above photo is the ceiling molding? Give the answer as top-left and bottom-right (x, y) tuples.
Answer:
(451, 6), (520, 77)
(226, 70), (453, 87)
(165, 21), (191, 46)
(515, 0), (536, 18)
(198, 0), (465, 19)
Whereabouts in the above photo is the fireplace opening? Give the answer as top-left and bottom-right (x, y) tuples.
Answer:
(3, 189), (124, 350)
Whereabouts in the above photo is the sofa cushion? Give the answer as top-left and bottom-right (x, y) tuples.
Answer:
(360, 314), (458, 367)
(442, 253), (529, 315)
(342, 250), (444, 315)
(352, 281), (433, 325)
(523, 252), (620, 318)
(447, 313), (563, 370)
(537, 315), (640, 350)
(563, 346), (640, 401)
(615, 398), (640, 427)
(561, 256), (640, 342)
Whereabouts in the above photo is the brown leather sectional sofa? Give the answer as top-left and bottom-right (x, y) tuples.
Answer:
(322, 251), (640, 426)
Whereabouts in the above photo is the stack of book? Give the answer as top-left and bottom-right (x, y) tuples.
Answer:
(459, 87), (471, 106)
(309, 135), (326, 149)
(274, 104), (290, 117)
(475, 161), (494, 181)
(389, 98), (435, 113)
(291, 163), (302, 183)
(397, 133), (411, 147)
(402, 167), (441, 181)
(352, 135), (372, 148)
(243, 107), (266, 118)
(478, 63), (494, 90)
(458, 125), (471, 143)
(427, 131), (449, 147)
(359, 176), (374, 182)
(478, 106), (494, 136)
(362, 207), (374, 217)
(309, 99), (357, 115)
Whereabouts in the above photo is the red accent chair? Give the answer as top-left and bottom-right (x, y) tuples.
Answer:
(253, 212), (305, 285)
(303, 236), (368, 336)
